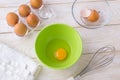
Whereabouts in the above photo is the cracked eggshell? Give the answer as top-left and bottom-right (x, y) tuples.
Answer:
(87, 10), (100, 22)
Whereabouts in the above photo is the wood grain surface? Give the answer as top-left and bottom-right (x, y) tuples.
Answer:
(0, 0), (120, 80)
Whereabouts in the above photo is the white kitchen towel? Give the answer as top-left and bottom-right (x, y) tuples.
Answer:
(0, 42), (41, 80)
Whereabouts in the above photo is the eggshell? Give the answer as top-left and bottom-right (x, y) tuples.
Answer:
(80, 8), (91, 17)
(87, 10), (99, 22)
(14, 22), (27, 37)
(6, 12), (19, 26)
(18, 4), (31, 17)
(26, 13), (39, 28)
(30, 0), (42, 9)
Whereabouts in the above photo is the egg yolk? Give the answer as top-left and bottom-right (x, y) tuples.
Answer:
(55, 48), (67, 61)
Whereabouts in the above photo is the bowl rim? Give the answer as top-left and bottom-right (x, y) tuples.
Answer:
(34, 23), (83, 69)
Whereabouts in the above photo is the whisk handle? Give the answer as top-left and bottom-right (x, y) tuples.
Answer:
(67, 75), (81, 80)
(67, 77), (75, 80)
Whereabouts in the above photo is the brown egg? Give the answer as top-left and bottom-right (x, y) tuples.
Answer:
(26, 13), (39, 28)
(6, 12), (19, 26)
(18, 4), (31, 17)
(14, 22), (27, 37)
(30, 0), (42, 9)
(87, 10), (99, 22)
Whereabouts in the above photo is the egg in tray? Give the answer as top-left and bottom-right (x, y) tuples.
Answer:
(6, 0), (44, 37)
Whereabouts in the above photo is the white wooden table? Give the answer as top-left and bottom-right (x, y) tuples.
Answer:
(0, 0), (120, 80)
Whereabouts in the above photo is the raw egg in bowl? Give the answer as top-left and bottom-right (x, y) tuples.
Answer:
(35, 23), (82, 69)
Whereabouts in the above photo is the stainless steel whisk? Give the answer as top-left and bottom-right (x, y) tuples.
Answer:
(68, 45), (115, 80)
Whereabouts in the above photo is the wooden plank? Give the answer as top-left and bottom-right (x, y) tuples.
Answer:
(75, 25), (120, 54)
(0, 0), (117, 7)
(0, 25), (120, 56)
(0, 0), (119, 54)
(0, 1), (120, 32)
(0, 30), (120, 80)
(0, 0), (119, 80)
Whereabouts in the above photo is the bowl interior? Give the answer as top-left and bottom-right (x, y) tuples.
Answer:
(35, 24), (82, 69)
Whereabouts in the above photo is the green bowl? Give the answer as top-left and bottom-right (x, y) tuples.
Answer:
(35, 23), (82, 69)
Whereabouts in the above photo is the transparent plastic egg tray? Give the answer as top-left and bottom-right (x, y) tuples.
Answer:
(7, 1), (55, 37)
